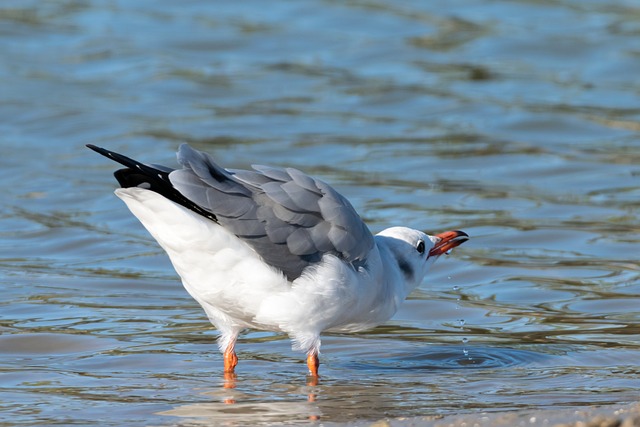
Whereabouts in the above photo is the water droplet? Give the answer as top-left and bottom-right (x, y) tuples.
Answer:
(458, 319), (466, 327)
(462, 337), (469, 344)
(462, 348), (469, 357)
(453, 285), (461, 309)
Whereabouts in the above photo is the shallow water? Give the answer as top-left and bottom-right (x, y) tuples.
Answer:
(1, 0), (639, 425)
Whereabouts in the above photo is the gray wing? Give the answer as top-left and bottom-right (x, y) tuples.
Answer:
(169, 144), (375, 281)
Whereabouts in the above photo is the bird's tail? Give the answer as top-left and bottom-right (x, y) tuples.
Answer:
(86, 144), (218, 222)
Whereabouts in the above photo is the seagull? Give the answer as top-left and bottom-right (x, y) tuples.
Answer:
(87, 143), (468, 378)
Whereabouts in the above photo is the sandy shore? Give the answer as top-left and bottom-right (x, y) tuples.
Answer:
(325, 401), (640, 427)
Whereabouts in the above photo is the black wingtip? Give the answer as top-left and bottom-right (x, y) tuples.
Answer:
(86, 143), (107, 156)
(86, 144), (143, 171)
(86, 143), (115, 159)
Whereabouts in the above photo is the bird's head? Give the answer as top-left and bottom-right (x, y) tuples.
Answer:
(376, 227), (469, 287)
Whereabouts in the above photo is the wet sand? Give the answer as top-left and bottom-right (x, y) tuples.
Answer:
(330, 402), (640, 427)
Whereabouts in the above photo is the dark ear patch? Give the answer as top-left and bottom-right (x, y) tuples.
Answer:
(397, 258), (414, 281)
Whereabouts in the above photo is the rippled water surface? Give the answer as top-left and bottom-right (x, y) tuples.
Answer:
(1, 1), (639, 425)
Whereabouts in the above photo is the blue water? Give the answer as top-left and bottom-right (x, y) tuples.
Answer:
(1, 1), (639, 425)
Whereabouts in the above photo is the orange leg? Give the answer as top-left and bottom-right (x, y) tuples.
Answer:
(223, 343), (238, 373)
(222, 338), (238, 404)
(306, 351), (320, 378)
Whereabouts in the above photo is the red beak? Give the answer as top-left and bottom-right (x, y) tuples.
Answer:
(428, 230), (469, 258)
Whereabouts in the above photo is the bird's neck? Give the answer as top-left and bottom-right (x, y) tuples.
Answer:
(373, 236), (419, 304)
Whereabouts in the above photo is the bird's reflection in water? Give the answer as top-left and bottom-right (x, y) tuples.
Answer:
(223, 372), (237, 404)
(305, 375), (320, 420)
(161, 373), (324, 424)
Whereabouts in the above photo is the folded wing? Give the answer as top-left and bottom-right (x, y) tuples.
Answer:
(95, 143), (374, 281)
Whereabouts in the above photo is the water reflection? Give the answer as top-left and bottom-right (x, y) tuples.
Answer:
(159, 396), (321, 426)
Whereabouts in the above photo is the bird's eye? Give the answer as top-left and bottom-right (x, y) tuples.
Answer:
(416, 240), (425, 254)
